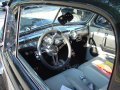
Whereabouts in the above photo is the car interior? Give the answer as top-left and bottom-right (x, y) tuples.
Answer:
(18, 5), (115, 90)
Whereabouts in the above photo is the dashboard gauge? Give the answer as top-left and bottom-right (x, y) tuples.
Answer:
(25, 27), (31, 31)
(70, 30), (78, 39)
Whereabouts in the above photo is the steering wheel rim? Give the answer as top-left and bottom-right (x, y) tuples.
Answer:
(37, 30), (72, 70)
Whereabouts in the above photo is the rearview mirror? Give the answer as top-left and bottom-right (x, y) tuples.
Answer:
(58, 12), (73, 25)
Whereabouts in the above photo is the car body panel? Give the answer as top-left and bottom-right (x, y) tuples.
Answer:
(0, 0), (120, 90)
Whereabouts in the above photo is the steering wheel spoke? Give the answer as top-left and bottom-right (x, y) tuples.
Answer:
(40, 46), (47, 53)
(52, 32), (57, 39)
(52, 53), (59, 66)
(58, 42), (65, 50)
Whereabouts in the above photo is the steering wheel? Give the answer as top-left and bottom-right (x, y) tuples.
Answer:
(37, 30), (72, 70)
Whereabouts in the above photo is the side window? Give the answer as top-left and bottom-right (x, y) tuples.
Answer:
(95, 15), (111, 28)
(0, 10), (6, 42)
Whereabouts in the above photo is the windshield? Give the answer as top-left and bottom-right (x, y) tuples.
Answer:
(20, 5), (94, 35)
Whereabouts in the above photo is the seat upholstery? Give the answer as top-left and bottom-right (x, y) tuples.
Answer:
(45, 68), (90, 90)
(45, 56), (109, 90)
(78, 56), (109, 89)
(45, 68), (89, 90)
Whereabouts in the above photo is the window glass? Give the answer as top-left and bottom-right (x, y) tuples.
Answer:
(20, 5), (94, 35)
(95, 15), (111, 28)
(18, 5), (116, 88)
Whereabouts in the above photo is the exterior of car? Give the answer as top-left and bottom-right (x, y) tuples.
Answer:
(0, 0), (120, 90)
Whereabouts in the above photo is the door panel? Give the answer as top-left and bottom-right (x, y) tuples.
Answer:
(89, 15), (115, 54)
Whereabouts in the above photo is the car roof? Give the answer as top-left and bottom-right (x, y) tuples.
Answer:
(9, 0), (120, 6)
(8, 0), (120, 16)
(9, 0), (105, 6)
(10, 0), (98, 3)
(9, 0), (108, 9)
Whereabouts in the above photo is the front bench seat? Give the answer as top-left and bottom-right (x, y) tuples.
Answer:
(45, 68), (90, 90)
(45, 57), (109, 90)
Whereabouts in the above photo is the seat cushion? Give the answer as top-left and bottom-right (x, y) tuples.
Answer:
(78, 56), (109, 89)
(44, 68), (89, 90)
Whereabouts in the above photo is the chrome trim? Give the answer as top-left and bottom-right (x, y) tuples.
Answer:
(2, 6), (9, 52)
(15, 6), (21, 57)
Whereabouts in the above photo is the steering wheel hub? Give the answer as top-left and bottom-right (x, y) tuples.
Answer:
(46, 45), (58, 56)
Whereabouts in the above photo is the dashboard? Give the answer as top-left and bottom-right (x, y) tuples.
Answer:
(18, 25), (88, 49)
